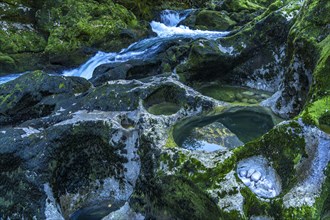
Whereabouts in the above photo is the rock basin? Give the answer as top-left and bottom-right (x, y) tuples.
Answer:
(173, 106), (279, 152)
(197, 84), (272, 104)
(237, 156), (282, 198)
(143, 85), (185, 115)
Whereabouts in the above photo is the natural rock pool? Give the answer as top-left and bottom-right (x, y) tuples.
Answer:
(173, 106), (280, 152)
(196, 84), (272, 104)
(0, 1), (330, 219)
(143, 85), (185, 116)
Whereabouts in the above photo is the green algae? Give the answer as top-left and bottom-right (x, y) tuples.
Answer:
(234, 122), (306, 190)
(197, 84), (272, 104)
(147, 102), (181, 115)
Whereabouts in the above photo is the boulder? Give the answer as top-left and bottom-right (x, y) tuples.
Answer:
(0, 71), (91, 125)
(189, 122), (243, 150)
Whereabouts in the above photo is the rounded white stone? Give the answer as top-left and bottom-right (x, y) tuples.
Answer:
(251, 171), (262, 182)
(247, 169), (255, 178)
(239, 170), (247, 177)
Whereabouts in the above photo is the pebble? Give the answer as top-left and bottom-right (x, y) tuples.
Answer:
(240, 170), (247, 177)
(247, 99), (258, 104)
(242, 91), (255, 96)
(251, 171), (262, 182)
(247, 169), (255, 178)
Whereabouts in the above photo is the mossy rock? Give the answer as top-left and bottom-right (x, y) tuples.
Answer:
(234, 121), (306, 190)
(195, 10), (237, 31)
(222, 0), (275, 12)
(79, 81), (142, 112)
(275, 0), (330, 117)
(130, 175), (223, 219)
(39, 0), (146, 67)
(143, 84), (186, 115)
(0, 71), (91, 125)
(0, 0), (150, 74)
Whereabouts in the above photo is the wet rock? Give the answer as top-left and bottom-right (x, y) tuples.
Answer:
(181, 9), (237, 31)
(92, 59), (162, 86)
(177, 39), (237, 81)
(272, 0), (330, 118)
(178, 2), (294, 89)
(0, 118), (141, 219)
(237, 156), (282, 198)
(0, 71), (91, 125)
(143, 85), (186, 115)
(187, 122), (243, 150)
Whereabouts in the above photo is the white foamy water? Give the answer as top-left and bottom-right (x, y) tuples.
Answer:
(63, 10), (229, 80)
(0, 10), (229, 83)
(0, 73), (24, 85)
(160, 9), (192, 27)
(150, 21), (229, 38)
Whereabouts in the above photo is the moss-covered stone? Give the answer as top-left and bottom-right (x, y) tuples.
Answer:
(275, 0), (330, 118)
(131, 175), (223, 219)
(0, 70), (91, 125)
(194, 10), (237, 31)
(143, 84), (186, 115)
(0, 0), (151, 74)
(234, 122), (306, 190)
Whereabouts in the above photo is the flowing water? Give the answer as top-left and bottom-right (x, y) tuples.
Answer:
(62, 10), (229, 80)
(0, 10), (229, 84)
(0, 9), (282, 219)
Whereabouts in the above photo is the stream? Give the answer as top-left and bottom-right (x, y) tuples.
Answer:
(0, 9), (282, 220)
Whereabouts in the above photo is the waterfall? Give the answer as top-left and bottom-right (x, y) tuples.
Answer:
(159, 9), (192, 27)
(62, 9), (229, 80)
(0, 9), (230, 83)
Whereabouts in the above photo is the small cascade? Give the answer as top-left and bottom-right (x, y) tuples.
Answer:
(62, 9), (229, 80)
(0, 9), (229, 83)
(159, 9), (192, 27)
(0, 73), (24, 84)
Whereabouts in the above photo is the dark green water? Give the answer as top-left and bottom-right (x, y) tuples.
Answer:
(147, 102), (181, 115)
(197, 84), (272, 104)
(173, 108), (275, 150)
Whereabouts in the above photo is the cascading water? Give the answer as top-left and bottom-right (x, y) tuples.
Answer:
(159, 9), (192, 27)
(0, 73), (24, 84)
(0, 10), (229, 83)
(61, 10), (229, 80)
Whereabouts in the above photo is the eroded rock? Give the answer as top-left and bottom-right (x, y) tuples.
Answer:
(237, 156), (282, 198)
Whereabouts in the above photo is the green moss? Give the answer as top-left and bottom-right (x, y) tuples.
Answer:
(131, 175), (223, 219)
(234, 122), (306, 190)
(300, 96), (330, 128)
(0, 27), (46, 54)
(163, 127), (178, 148)
(222, 0), (268, 12)
(282, 206), (319, 219)
(58, 82), (65, 89)
(241, 187), (282, 218)
(43, 0), (140, 55)
(0, 54), (15, 65)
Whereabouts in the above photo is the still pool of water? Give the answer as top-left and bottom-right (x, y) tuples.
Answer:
(197, 84), (272, 104)
(147, 102), (181, 115)
(173, 107), (277, 152)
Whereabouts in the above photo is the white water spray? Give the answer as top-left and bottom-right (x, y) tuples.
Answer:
(63, 10), (229, 80)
